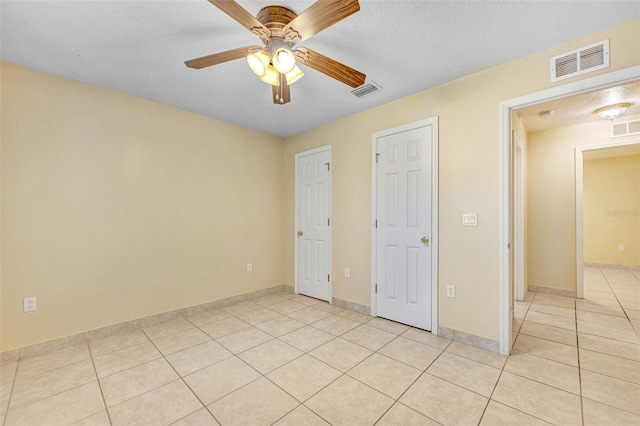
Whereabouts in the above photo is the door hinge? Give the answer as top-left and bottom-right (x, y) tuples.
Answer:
(328, 274), (330, 282)
(375, 153), (380, 163)
(325, 162), (330, 171)
(375, 219), (378, 228)
(375, 283), (378, 294)
(328, 218), (330, 226)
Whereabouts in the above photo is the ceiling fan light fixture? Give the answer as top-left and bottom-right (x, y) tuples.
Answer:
(593, 102), (632, 120)
(260, 65), (280, 86)
(285, 65), (304, 85)
(273, 47), (296, 74)
(247, 50), (270, 77)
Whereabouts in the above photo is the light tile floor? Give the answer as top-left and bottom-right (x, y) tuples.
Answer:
(1, 266), (638, 425)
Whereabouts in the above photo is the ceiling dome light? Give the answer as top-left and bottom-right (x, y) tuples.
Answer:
(247, 50), (270, 77)
(260, 65), (280, 86)
(593, 103), (632, 120)
(272, 47), (296, 74)
(285, 65), (304, 85)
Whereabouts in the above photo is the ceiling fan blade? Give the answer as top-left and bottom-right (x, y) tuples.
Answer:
(294, 47), (365, 88)
(283, 0), (360, 42)
(185, 45), (261, 69)
(272, 73), (291, 105)
(207, 0), (271, 39)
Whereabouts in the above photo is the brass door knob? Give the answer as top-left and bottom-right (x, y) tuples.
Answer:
(297, 230), (303, 237)
(421, 236), (429, 244)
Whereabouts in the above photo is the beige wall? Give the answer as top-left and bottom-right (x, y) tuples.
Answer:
(1, 63), (285, 350)
(528, 117), (640, 291)
(584, 155), (640, 266)
(284, 19), (640, 342)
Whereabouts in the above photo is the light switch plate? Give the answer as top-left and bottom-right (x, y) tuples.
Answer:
(463, 213), (478, 227)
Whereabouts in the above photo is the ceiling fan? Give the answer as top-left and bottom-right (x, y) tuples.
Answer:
(184, 0), (366, 105)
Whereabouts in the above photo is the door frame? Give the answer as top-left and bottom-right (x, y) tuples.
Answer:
(294, 144), (333, 300)
(498, 65), (640, 355)
(370, 117), (439, 334)
(513, 132), (525, 302)
(575, 138), (640, 299)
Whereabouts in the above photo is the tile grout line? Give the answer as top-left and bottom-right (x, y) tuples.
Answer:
(87, 345), (114, 426)
(1, 358), (21, 426)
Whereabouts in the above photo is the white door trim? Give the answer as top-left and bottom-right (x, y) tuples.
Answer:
(575, 138), (640, 299)
(370, 117), (439, 335)
(499, 65), (640, 355)
(294, 144), (333, 299)
(514, 133), (525, 302)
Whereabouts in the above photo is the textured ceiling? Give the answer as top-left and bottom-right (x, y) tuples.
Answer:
(519, 80), (640, 133)
(2, 1), (639, 138)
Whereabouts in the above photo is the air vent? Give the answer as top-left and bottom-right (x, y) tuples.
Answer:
(550, 40), (609, 82)
(611, 119), (640, 138)
(351, 81), (382, 98)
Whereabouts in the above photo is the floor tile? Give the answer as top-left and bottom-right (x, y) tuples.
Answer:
(513, 334), (578, 366)
(142, 318), (194, 340)
(4, 381), (104, 426)
(269, 300), (308, 315)
(267, 354), (341, 402)
(89, 330), (149, 357)
(166, 340), (233, 377)
(480, 400), (549, 425)
(575, 300), (626, 317)
(401, 328), (452, 349)
(311, 315), (361, 336)
(528, 302), (576, 318)
(313, 303), (345, 314)
(504, 352), (580, 394)
(581, 369), (640, 415)
(378, 336), (442, 370)
(108, 379), (201, 425)
(525, 310), (576, 331)
(400, 373), (488, 425)
(306, 375), (393, 426)
(10, 360), (96, 407)
(235, 307), (282, 325)
(255, 316), (306, 337)
(198, 317), (251, 339)
(337, 310), (372, 323)
(492, 371), (582, 425)
(273, 405), (329, 426)
(426, 352), (501, 397)
(519, 321), (577, 346)
(578, 320), (639, 344)
(93, 341), (161, 378)
(366, 317), (410, 335)
(100, 358), (178, 407)
(151, 327), (211, 356)
(291, 294), (323, 306)
(577, 310), (633, 328)
(532, 294), (575, 309)
(208, 377), (298, 426)
(222, 301), (262, 316)
(184, 356), (260, 405)
(253, 294), (287, 307)
(15, 344), (90, 379)
(446, 341), (507, 369)
(238, 339), (303, 374)
(216, 326), (273, 354)
(348, 353), (421, 399)
(309, 338), (373, 372)
(582, 397), (640, 425)
(279, 326), (335, 352)
(186, 309), (231, 328)
(71, 410), (111, 426)
(579, 348), (640, 384)
(285, 306), (332, 324)
(578, 332), (640, 362)
(340, 325), (396, 351)
(171, 407), (219, 426)
(376, 403), (439, 425)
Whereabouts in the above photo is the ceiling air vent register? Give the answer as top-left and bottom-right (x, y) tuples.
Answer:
(351, 81), (382, 98)
(550, 39), (609, 82)
(611, 119), (640, 138)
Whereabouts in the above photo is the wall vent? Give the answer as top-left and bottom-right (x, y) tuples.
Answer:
(351, 81), (382, 98)
(611, 119), (640, 138)
(550, 39), (609, 82)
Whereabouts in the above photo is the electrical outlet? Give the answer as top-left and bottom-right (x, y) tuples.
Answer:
(446, 285), (456, 298)
(247, 263), (253, 272)
(24, 296), (37, 312)
(344, 268), (350, 278)
(619, 245), (625, 252)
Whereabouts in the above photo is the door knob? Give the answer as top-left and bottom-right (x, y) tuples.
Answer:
(421, 236), (429, 244)
(297, 230), (303, 237)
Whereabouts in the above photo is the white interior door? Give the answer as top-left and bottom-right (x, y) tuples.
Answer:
(296, 146), (332, 302)
(375, 124), (433, 330)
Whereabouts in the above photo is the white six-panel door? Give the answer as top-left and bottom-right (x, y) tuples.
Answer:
(296, 146), (332, 302)
(374, 122), (435, 330)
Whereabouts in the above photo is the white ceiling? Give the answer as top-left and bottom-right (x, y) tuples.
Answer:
(2, 1), (639, 138)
